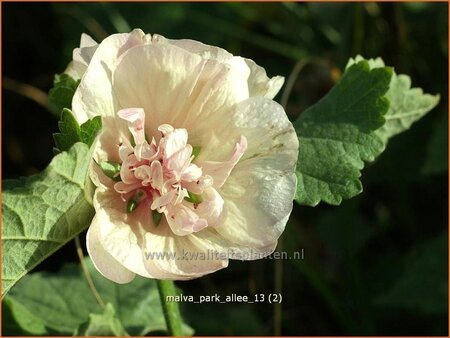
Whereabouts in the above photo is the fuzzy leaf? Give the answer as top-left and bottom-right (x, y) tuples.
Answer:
(3, 259), (194, 336)
(347, 55), (440, 143)
(80, 116), (102, 147)
(54, 109), (102, 152)
(48, 73), (79, 113)
(75, 303), (128, 336)
(53, 108), (81, 151)
(294, 60), (392, 206)
(1, 143), (94, 297)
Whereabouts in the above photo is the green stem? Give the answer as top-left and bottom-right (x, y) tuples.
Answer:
(157, 280), (183, 336)
(74, 235), (105, 309)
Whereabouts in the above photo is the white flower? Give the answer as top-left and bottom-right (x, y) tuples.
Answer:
(70, 29), (299, 282)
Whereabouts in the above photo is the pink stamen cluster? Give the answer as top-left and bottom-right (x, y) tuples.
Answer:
(109, 108), (247, 236)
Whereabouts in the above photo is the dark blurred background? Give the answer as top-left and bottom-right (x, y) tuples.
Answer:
(2, 2), (448, 336)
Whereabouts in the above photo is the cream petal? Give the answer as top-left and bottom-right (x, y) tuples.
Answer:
(114, 181), (141, 194)
(93, 190), (183, 279)
(182, 174), (213, 194)
(244, 58), (285, 99)
(90, 117), (132, 189)
(119, 154), (140, 184)
(163, 128), (188, 158)
(72, 29), (149, 124)
(80, 33), (98, 48)
(65, 33), (98, 80)
(165, 204), (208, 236)
(211, 97), (298, 251)
(156, 36), (234, 62)
(181, 163), (202, 182)
(111, 43), (249, 138)
(73, 34), (98, 65)
(118, 143), (134, 162)
(64, 61), (80, 81)
(158, 124), (174, 135)
(134, 164), (152, 185)
(151, 189), (176, 211)
(117, 107), (146, 145)
(134, 141), (155, 161)
(194, 187), (226, 227)
(150, 161), (164, 191)
(157, 36), (283, 99)
(87, 214), (136, 283)
(192, 227), (278, 260)
(198, 136), (247, 188)
(166, 145), (192, 174)
(144, 225), (228, 278)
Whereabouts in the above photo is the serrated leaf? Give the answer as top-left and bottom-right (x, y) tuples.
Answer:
(3, 258), (193, 336)
(347, 55), (440, 143)
(294, 60), (392, 206)
(377, 74), (440, 142)
(1, 143), (94, 297)
(53, 108), (81, 151)
(75, 303), (127, 336)
(48, 73), (79, 113)
(80, 116), (102, 147)
(54, 109), (102, 152)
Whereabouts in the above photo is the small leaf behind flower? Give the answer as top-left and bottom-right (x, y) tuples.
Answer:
(53, 108), (81, 151)
(80, 116), (103, 147)
(48, 73), (79, 113)
(54, 109), (102, 152)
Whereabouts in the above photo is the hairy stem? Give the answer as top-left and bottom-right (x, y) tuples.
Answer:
(74, 235), (105, 308)
(157, 280), (183, 336)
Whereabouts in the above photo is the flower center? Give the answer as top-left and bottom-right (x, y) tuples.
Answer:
(110, 108), (212, 223)
(99, 107), (248, 236)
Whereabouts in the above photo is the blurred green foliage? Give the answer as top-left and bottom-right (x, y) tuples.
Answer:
(2, 2), (448, 336)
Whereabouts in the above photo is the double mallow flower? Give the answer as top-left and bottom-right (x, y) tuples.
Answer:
(68, 29), (299, 282)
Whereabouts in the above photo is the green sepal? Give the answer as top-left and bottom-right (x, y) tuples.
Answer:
(152, 210), (163, 226)
(99, 161), (122, 181)
(185, 191), (203, 204)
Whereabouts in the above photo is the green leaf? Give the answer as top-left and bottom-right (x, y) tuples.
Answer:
(53, 108), (81, 151)
(347, 55), (440, 143)
(54, 109), (102, 152)
(80, 116), (103, 147)
(377, 74), (440, 142)
(75, 303), (128, 336)
(374, 232), (447, 315)
(2, 296), (47, 335)
(48, 73), (79, 113)
(3, 259), (193, 336)
(294, 60), (392, 206)
(1, 143), (94, 297)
